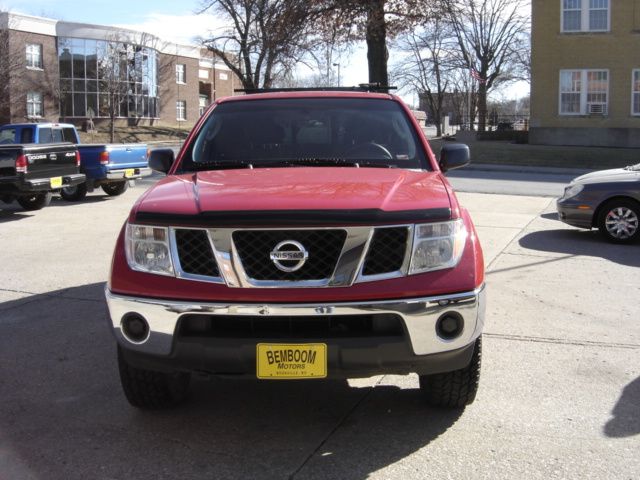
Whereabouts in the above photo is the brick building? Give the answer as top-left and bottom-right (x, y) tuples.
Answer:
(530, 0), (640, 147)
(0, 12), (238, 129)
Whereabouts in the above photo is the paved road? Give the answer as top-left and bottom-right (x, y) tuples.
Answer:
(0, 184), (638, 480)
(447, 165), (587, 197)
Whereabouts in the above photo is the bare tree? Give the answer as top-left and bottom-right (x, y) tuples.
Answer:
(443, 0), (529, 131)
(392, 17), (458, 136)
(92, 35), (132, 142)
(0, 10), (23, 123)
(329, 0), (436, 86)
(198, 0), (329, 90)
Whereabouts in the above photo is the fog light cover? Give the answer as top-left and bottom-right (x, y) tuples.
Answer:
(409, 219), (467, 274)
(125, 224), (174, 276)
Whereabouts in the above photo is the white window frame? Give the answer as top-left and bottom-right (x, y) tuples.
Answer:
(26, 43), (43, 69)
(559, 69), (609, 116)
(176, 100), (186, 121)
(26, 92), (43, 118)
(176, 64), (186, 84)
(632, 70), (640, 116)
(561, 0), (610, 33)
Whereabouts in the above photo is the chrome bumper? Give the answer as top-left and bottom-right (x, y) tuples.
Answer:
(105, 284), (486, 357)
(106, 167), (152, 180)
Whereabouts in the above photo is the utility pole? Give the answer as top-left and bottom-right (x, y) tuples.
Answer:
(332, 63), (341, 87)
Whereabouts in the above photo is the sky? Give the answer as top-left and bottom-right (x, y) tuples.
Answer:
(3, 0), (529, 102)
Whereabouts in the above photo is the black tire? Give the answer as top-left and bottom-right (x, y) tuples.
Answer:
(419, 336), (482, 409)
(60, 183), (88, 202)
(16, 192), (52, 211)
(117, 347), (190, 409)
(102, 181), (129, 196)
(597, 198), (640, 244)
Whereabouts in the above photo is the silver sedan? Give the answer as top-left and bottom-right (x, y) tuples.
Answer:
(557, 164), (640, 243)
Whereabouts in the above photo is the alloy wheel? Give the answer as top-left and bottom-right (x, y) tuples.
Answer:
(605, 207), (639, 240)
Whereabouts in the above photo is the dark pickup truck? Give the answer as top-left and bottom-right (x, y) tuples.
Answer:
(0, 143), (85, 210)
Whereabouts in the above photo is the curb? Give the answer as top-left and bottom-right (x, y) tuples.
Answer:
(462, 163), (593, 176)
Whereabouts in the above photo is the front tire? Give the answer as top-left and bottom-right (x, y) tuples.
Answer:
(102, 181), (129, 196)
(16, 192), (52, 211)
(60, 183), (88, 202)
(597, 199), (640, 244)
(117, 347), (190, 409)
(419, 336), (481, 409)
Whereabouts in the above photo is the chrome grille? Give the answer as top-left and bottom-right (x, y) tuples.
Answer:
(232, 230), (347, 281)
(170, 225), (413, 287)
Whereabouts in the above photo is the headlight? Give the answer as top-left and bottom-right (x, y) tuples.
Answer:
(125, 224), (174, 276)
(563, 183), (584, 199)
(409, 219), (467, 275)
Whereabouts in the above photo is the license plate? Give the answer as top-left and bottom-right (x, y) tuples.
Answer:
(257, 343), (327, 380)
(124, 169), (135, 178)
(50, 177), (62, 188)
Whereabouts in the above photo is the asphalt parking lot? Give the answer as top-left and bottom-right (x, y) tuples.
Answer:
(0, 184), (638, 480)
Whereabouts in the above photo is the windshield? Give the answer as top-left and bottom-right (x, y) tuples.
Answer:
(182, 97), (429, 171)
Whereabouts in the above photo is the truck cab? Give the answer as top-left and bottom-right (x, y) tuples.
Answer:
(0, 123), (80, 145)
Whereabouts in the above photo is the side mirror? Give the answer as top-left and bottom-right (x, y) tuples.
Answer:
(148, 148), (175, 174)
(439, 143), (470, 173)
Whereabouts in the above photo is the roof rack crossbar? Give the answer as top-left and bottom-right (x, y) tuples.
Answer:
(234, 84), (397, 94)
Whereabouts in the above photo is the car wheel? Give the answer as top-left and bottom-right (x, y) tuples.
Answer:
(118, 346), (190, 409)
(60, 183), (88, 202)
(102, 181), (129, 196)
(16, 192), (52, 211)
(597, 199), (640, 244)
(419, 336), (481, 409)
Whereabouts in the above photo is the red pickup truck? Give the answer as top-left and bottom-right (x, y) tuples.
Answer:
(106, 89), (485, 410)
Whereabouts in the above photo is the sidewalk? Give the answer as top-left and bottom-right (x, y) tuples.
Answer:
(428, 132), (639, 171)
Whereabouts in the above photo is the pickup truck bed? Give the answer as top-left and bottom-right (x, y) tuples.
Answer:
(60, 143), (150, 201)
(0, 143), (85, 210)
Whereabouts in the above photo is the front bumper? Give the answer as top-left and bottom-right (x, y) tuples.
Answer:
(556, 197), (594, 229)
(106, 285), (485, 375)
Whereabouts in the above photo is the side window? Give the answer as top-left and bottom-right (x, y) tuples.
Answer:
(39, 128), (53, 144)
(63, 127), (78, 143)
(20, 128), (34, 144)
(0, 129), (17, 144)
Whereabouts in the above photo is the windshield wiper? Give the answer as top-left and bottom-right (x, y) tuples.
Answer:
(256, 158), (395, 169)
(624, 163), (640, 171)
(193, 160), (254, 171)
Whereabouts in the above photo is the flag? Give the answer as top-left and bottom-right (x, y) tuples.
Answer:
(470, 68), (487, 83)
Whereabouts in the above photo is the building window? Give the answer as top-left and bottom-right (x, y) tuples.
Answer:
(199, 95), (209, 116)
(219, 72), (228, 81)
(561, 0), (610, 32)
(27, 92), (43, 117)
(26, 44), (43, 69)
(176, 64), (186, 83)
(177, 100), (186, 121)
(633, 70), (640, 116)
(559, 69), (608, 115)
(57, 37), (159, 119)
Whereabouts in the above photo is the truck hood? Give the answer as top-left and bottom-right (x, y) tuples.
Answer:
(573, 165), (640, 184)
(134, 168), (452, 223)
